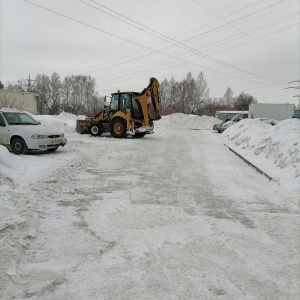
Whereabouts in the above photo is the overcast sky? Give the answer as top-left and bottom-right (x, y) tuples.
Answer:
(1, 0), (299, 105)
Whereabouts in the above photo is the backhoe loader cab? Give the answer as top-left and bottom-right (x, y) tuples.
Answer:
(76, 77), (161, 138)
(109, 92), (142, 119)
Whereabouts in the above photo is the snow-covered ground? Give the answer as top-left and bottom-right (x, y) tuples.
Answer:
(0, 112), (299, 299)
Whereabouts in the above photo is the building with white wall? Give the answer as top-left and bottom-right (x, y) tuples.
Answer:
(0, 90), (39, 114)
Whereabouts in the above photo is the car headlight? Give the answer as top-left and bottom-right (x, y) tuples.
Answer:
(31, 134), (48, 139)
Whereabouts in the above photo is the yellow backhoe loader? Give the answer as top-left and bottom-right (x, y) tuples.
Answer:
(76, 77), (161, 138)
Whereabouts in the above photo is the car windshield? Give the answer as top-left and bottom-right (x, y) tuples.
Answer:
(2, 112), (39, 125)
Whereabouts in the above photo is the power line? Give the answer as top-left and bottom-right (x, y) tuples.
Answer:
(95, 50), (283, 87)
(63, 0), (247, 75)
(61, 19), (298, 93)
(64, 0), (297, 77)
(79, 0), (296, 79)
(85, 19), (299, 85)
(192, 0), (299, 63)
(174, 0), (266, 41)
(199, 12), (300, 52)
(285, 80), (300, 97)
(21, 0), (285, 86)
(182, 0), (287, 43)
(77, 0), (286, 84)
(208, 22), (300, 56)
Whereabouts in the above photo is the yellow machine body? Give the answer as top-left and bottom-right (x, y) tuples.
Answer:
(76, 77), (161, 138)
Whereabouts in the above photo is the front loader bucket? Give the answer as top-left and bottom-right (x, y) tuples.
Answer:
(76, 119), (91, 134)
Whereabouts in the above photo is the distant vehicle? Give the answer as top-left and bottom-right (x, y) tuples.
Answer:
(220, 113), (243, 132)
(0, 110), (67, 154)
(214, 112), (250, 132)
(215, 110), (251, 121)
(213, 118), (231, 133)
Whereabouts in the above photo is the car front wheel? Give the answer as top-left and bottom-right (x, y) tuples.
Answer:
(11, 137), (28, 155)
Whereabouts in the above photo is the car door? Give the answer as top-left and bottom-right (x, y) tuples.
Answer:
(0, 113), (9, 145)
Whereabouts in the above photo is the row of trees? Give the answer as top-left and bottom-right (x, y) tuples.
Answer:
(1, 73), (104, 115)
(159, 72), (257, 116)
(1, 71), (257, 116)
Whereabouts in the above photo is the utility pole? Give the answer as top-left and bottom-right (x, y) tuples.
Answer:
(285, 80), (300, 98)
(25, 73), (36, 93)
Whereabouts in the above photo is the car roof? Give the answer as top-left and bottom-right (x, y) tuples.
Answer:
(0, 109), (25, 113)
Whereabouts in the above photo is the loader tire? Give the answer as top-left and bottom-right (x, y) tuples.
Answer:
(90, 124), (102, 136)
(110, 117), (126, 138)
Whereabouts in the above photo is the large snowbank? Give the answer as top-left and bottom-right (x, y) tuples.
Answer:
(34, 112), (77, 133)
(222, 118), (300, 192)
(0, 146), (25, 194)
(157, 113), (220, 130)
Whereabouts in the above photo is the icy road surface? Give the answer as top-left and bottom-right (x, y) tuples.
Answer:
(1, 128), (299, 299)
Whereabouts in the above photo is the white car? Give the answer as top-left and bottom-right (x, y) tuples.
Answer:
(0, 110), (67, 154)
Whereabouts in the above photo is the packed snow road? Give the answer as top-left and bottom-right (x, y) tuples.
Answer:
(1, 123), (299, 299)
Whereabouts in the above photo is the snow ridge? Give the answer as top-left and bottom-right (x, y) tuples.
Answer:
(222, 118), (300, 193)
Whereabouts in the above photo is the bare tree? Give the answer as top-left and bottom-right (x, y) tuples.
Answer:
(49, 72), (62, 115)
(34, 74), (51, 114)
(62, 76), (72, 112)
(234, 92), (257, 111)
(193, 72), (209, 114)
(5, 79), (26, 92)
(224, 87), (234, 107)
(158, 78), (170, 115)
(158, 72), (210, 115)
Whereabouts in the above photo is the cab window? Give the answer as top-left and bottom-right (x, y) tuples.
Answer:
(132, 99), (143, 119)
(110, 94), (119, 111)
(120, 94), (131, 113)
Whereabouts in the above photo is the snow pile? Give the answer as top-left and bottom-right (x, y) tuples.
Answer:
(157, 113), (220, 130)
(0, 145), (24, 174)
(222, 118), (300, 192)
(34, 112), (77, 133)
(0, 146), (25, 194)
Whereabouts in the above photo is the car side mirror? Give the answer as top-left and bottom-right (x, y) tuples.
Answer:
(0, 120), (6, 127)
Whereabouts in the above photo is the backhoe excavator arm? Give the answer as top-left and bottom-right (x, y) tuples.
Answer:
(137, 77), (161, 126)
